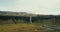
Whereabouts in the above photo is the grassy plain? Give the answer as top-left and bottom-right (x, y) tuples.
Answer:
(0, 23), (59, 32)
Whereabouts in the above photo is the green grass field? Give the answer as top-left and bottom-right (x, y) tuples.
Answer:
(0, 23), (59, 32)
(0, 19), (59, 32)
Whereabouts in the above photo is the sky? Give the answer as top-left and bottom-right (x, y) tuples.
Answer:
(0, 0), (60, 15)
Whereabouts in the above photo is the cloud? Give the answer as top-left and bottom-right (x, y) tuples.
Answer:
(0, 0), (60, 15)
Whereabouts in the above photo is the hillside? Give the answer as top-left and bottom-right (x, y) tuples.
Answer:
(0, 11), (60, 32)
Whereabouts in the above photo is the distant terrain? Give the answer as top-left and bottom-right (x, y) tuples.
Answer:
(0, 11), (60, 32)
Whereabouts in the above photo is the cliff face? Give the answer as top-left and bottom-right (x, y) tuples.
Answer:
(0, 11), (60, 24)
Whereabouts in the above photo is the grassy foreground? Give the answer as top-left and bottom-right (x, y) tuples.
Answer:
(0, 23), (38, 32)
(0, 23), (59, 32)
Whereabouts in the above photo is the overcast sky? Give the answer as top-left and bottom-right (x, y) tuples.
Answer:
(0, 0), (60, 15)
